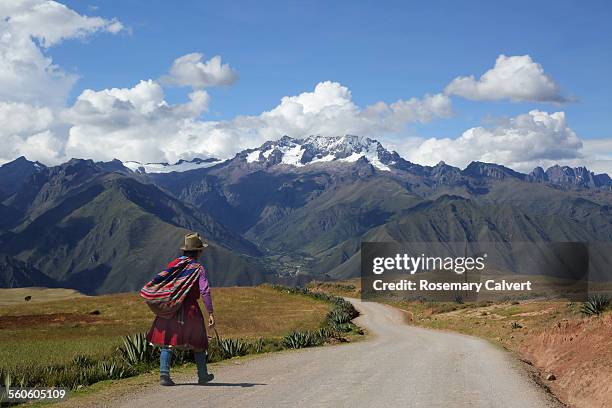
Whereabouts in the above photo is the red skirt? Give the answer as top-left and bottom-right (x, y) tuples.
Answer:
(146, 284), (208, 350)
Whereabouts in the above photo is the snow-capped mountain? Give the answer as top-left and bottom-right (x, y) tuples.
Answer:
(122, 157), (221, 174)
(116, 135), (611, 188)
(239, 135), (406, 171)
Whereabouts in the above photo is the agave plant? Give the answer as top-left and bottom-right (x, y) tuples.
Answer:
(1, 370), (11, 401)
(98, 360), (130, 379)
(581, 294), (610, 316)
(72, 354), (94, 368)
(250, 338), (265, 354)
(317, 326), (335, 340)
(218, 338), (249, 359)
(118, 333), (157, 367)
(327, 309), (352, 325)
(283, 330), (321, 349)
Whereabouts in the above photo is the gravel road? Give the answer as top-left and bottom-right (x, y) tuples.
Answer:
(117, 299), (561, 408)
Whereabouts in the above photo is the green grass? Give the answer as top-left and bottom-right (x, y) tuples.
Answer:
(0, 286), (332, 372)
(0, 284), (363, 404)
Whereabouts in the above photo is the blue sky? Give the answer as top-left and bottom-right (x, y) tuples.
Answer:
(56, 0), (611, 139)
(1, 0), (611, 173)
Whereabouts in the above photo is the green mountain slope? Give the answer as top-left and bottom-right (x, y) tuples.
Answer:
(1, 173), (264, 293)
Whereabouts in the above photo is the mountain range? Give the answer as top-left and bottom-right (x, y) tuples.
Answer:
(1, 135), (611, 293)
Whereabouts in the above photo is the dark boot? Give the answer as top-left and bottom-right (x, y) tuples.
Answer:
(198, 373), (214, 385)
(160, 374), (175, 386)
(194, 351), (213, 384)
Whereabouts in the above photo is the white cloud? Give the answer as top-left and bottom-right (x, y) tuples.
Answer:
(3, 0), (123, 48)
(0, 101), (54, 135)
(0, 101), (60, 163)
(53, 80), (452, 164)
(62, 80), (210, 163)
(445, 55), (566, 103)
(251, 81), (452, 141)
(160, 53), (238, 88)
(403, 110), (585, 172)
(579, 139), (612, 175)
(14, 130), (65, 163)
(0, 6), (606, 177)
(0, 0), (124, 106)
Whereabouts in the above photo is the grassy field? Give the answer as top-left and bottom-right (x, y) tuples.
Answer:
(0, 288), (87, 306)
(0, 286), (332, 372)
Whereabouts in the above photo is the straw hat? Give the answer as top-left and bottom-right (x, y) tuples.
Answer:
(180, 232), (208, 251)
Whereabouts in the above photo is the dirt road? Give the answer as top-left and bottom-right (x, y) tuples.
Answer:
(117, 299), (561, 407)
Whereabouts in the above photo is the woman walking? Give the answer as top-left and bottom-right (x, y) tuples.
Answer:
(142, 233), (215, 386)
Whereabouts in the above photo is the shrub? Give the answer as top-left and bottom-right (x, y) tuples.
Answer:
(98, 360), (131, 379)
(118, 333), (158, 368)
(581, 294), (610, 316)
(218, 338), (249, 359)
(283, 330), (321, 349)
(269, 284), (361, 340)
(510, 321), (522, 329)
(250, 338), (265, 354)
(0, 284), (360, 394)
(316, 326), (335, 340)
(327, 309), (352, 325)
(72, 354), (95, 368)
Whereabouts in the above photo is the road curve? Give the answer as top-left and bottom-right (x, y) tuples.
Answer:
(117, 299), (561, 408)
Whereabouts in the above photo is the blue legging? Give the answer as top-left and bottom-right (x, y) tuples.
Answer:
(160, 347), (208, 379)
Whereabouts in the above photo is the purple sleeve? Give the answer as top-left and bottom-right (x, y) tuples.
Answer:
(199, 267), (214, 314)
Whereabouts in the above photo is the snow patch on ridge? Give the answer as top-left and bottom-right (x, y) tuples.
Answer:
(123, 158), (221, 173)
(246, 150), (260, 163)
(243, 135), (393, 171)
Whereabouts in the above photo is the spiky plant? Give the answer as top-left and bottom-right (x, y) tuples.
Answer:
(98, 360), (130, 379)
(282, 330), (321, 349)
(327, 309), (352, 325)
(510, 321), (522, 329)
(317, 326), (335, 340)
(250, 338), (265, 354)
(118, 333), (157, 367)
(1, 370), (11, 402)
(581, 294), (610, 316)
(218, 338), (249, 359)
(72, 354), (94, 368)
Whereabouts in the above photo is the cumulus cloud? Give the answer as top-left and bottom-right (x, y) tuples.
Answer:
(0, 5), (605, 175)
(445, 55), (567, 103)
(0, 1), (124, 165)
(0, 0), (124, 106)
(579, 139), (612, 175)
(62, 80), (210, 163)
(0, 101), (59, 163)
(12, 130), (65, 163)
(251, 81), (452, 141)
(160, 53), (238, 88)
(403, 110), (584, 172)
(0, 101), (54, 135)
(3, 0), (123, 48)
(38, 80), (447, 164)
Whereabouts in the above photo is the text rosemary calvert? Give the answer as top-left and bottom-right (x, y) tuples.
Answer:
(370, 254), (532, 292)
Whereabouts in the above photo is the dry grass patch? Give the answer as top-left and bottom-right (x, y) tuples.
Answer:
(0, 286), (331, 372)
(0, 288), (86, 306)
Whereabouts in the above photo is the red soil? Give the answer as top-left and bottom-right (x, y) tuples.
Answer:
(519, 314), (612, 408)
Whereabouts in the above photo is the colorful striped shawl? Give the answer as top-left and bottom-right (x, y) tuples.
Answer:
(140, 256), (201, 319)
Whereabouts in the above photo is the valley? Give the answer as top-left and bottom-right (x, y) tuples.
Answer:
(1, 135), (611, 293)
